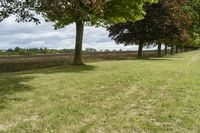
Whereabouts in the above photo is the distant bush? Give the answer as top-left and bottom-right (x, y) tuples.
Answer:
(85, 48), (97, 52)
(0, 50), (4, 55)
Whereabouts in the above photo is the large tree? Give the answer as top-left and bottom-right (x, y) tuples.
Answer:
(1, 0), (157, 65)
(107, 21), (154, 58)
(108, 0), (192, 57)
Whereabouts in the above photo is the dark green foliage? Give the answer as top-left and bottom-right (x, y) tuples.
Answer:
(186, 0), (200, 46)
(188, 0), (200, 33)
(108, 0), (193, 57)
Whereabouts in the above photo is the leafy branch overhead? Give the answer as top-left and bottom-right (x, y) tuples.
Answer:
(0, 0), (39, 23)
(21, 0), (156, 28)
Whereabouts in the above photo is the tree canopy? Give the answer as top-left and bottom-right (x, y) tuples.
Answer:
(25, 0), (157, 27)
(186, 0), (200, 47)
(108, 0), (193, 57)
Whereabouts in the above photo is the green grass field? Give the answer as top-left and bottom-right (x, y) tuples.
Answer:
(0, 50), (200, 133)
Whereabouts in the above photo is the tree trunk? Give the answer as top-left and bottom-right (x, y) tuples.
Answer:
(165, 44), (168, 55)
(181, 45), (184, 52)
(184, 47), (187, 52)
(157, 43), (162, 57)
(175, 45), (179, 53)
(138, 41), (143, 58)
(170, 44), (174, 55)
(73, 21), (84, 65)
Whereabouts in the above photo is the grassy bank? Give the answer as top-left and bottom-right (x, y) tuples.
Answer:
(0, 50), (200, 132)
(0, 51), (158, 72)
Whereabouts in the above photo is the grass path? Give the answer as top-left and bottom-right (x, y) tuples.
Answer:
(0, 51), (200, 132)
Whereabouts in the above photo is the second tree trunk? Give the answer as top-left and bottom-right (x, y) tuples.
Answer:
(176, 45), (179, 53)
(138, 41), (143, 58)
(165, 44), (168, 55)
(157, 43), (162, 57)
(171, 44), (174, 55)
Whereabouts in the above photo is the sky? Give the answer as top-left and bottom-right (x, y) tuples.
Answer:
(0, 16), (142, 51)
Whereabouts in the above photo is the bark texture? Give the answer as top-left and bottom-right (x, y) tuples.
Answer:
(73, 22), (84, 65)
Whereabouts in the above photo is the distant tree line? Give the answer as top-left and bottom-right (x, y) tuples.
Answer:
(0, 47), (129, 55)
(0, 47), (75, 55)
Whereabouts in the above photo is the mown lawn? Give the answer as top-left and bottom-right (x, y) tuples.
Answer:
(0, 51), (200, 133)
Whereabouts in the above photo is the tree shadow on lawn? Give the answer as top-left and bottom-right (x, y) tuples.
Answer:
(0, 65), (97, 109)
(95, 54), (182, 62)
(164, 55), (184, 59)
(137, 57), (173, 61)
(26, 64), (97, 74)
(86, 55), (175, 62)
(0, 75), (35, 109)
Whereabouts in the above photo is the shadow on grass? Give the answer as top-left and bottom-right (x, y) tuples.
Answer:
(86, 55), (174, 62)
(0, 75), (35, 109)
(94, 54), (181, 62)
(136, 57), (173, 61)
(25, 64), (97, 75)
(0, 64), (97, 109)
(0, 64), (97, 75)
(164, 55), (184, 58)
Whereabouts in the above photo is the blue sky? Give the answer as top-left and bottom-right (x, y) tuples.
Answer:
(0, 16), (140, 51)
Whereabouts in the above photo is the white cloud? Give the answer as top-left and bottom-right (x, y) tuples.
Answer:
(0, 16), (156, 51)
